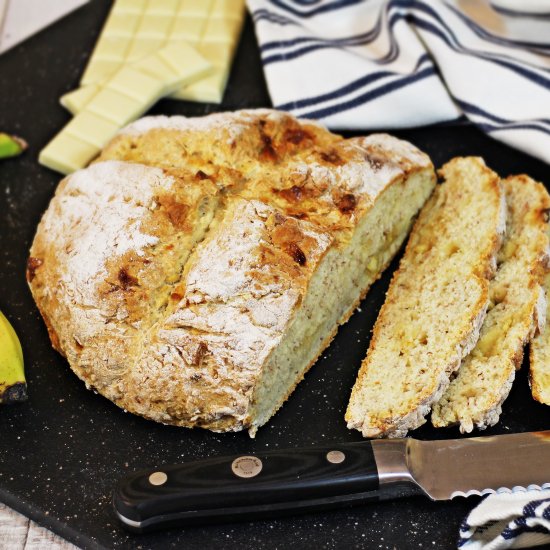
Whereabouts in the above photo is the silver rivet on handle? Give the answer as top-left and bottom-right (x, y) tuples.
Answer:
(231, 456), (263, 478)
(326, 450), (346, 464)
(148, 471), (168, 486)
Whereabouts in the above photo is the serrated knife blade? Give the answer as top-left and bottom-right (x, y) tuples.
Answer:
(113, 431), (550, 533)
(372, 430), (550, 500)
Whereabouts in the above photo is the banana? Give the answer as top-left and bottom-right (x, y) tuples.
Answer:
(0, 310), (27, 404)
(0, 132), (27, 159)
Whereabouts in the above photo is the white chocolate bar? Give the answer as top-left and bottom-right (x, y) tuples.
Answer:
(40, 42), (211, 175)
(74, 0), (245, 107)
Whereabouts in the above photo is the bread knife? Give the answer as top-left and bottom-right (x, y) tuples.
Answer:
(113, 430), (550, 533)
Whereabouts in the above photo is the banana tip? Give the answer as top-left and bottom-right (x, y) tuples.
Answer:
(12, 135), (28, 152)
(0, 382), (28, 404)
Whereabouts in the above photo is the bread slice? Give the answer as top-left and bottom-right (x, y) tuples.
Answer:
(530, 221), (550, 405)
(28, 110), (436, 435)
(432, 175), (550, 432)
(346, 157), (505, 438)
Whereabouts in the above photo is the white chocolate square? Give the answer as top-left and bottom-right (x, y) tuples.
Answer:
(136, 14), (174, 38)
(211, 0), (246, 20)
(102, 12), (141, 37)
(60, 85), (100, 115)
(154, 42), (212, 83)
(87, 88), (144, 125)
(92, 36), (132, 61)
(135, 54), (176, 81)
(146, 0), (181, 15)
(170, 16), (206, 42)
(203, 17), (242, 44)
(157, 42), (196, 75)
(64, 112), (121, 149)
(178, 0), (213, 16)
(113, 0), (148, 14)
(108, 66), (164, 103)
(126, 38), (165, 62)
(39, 133), (99, 175)
(81, 59), (122, 86)
(171, 67), (227, 103)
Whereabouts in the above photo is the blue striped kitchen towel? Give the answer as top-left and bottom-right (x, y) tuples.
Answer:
(459, 489), (550, 549)
(246, 0), (550, 164)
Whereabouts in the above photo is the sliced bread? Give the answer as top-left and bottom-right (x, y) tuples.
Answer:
(432, 175), (550, 432)
(346, 157), (505, 438)
(530, 210), (550, 405)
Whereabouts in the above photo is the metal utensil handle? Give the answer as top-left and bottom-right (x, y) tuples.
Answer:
(114, 441), (380, 533)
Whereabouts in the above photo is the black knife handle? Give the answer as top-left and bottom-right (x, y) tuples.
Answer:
(114, 441), (379, 533)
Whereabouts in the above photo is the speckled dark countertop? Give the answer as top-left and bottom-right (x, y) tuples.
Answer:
(1, 1), (550, 549)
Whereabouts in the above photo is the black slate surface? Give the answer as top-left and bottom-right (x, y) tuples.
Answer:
(1, 2), (550, 549)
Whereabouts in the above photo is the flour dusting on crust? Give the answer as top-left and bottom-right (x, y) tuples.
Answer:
(38, 161), (172, 300)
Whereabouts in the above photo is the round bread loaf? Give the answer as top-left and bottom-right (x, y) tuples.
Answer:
(28, 109), (435, 434)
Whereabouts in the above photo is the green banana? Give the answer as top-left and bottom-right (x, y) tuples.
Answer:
(0, 132), (27, 159)
(0, 310), (27, 404)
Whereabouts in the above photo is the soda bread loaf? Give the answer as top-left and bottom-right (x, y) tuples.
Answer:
(432, 175), (550, 432)
(346, 157), (506, 438)
(28, 109), (436, 435)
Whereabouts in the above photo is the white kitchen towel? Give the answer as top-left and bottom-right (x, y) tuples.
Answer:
(0, 0), (88, 55)
(459, 489), (550, 549)
(246, 0), (550, 164)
